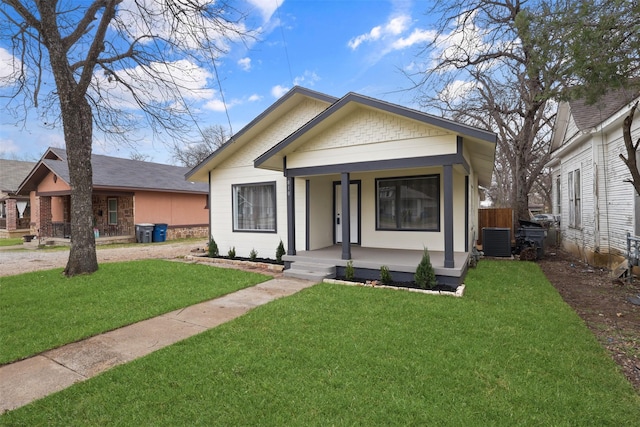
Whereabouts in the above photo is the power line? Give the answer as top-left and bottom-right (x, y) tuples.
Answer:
(275, 0), (294, 85)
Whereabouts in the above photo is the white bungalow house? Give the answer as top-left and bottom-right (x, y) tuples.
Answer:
(548, 86), (640, 268)
(187, 87), (497, 287)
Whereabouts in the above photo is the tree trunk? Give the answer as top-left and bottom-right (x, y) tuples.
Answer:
(61, 96), (99, 276)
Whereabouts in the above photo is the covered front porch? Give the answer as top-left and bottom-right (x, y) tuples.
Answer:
(283, 245), (469, 287)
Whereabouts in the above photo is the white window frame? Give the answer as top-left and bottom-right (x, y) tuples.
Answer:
(107, 198), (118, 225)
(568, 169), (581, 228)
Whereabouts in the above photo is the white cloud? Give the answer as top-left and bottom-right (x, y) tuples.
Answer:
(246, 0), (281, 22)
(293, 71), (320, 87)
(0, 137), (19, 155)
(271, 85), (289, 98)
(0, 47), (21, 86)
(348, 15), (411, 50)
(391, 28), (436, 50)
(238, 57), (252, 71)
(248, 93), (262, 102)
(115, 0), (248, 51)
(92, 59), (215, 110)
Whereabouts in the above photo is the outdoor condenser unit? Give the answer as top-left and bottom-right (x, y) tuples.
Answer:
(482, 227), (511, 257)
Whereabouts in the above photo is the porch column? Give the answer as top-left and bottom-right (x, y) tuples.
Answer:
(444, 164), (455, 268)
(5, 199), (17, 231)
(286, 176), (296, 255)
(341, 172), (351, 260)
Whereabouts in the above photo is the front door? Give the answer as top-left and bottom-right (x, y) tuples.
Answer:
(335, 182), (360, 244)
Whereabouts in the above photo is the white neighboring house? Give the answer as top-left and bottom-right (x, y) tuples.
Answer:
(187, 87), (496, 286)
(548, 87), (640, 267)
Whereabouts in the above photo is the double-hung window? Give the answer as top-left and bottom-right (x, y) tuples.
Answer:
(376, 175), (440, 231)
(107, 198), (118, 225)
(568, 169), (581, 228)
(232, 182), (276, 232)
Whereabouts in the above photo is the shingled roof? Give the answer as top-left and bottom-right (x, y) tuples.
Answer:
(18, 147), (208, 194)
(0, 159), (36, 194)
(569, 85), (640, 131)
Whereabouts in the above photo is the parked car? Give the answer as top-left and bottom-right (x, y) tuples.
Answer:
(532, 213), (556, 224)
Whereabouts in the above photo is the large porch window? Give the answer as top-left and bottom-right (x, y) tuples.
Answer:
(232, 182), (276, 232)
(376, 175), (440, 231)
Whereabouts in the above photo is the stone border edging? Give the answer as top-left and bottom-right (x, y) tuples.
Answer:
(323, 278), (465, 297)
(185, 255), (285, 273)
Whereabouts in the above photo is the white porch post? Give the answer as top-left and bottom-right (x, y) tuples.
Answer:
(341, 172), (351, 260)
(444, 164), (455, 268)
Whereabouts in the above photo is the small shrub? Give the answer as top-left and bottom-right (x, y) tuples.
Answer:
(275, 240), (286, 263)
(208, 236), (219, 258)
(415, 247), (437, 289)
(345, 260), (355, 280)
(249, 248), (258, 261)
(380, 265), (392, 285)
(228, 246), (236, 259)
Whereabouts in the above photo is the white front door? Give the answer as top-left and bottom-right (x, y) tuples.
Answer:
(335, 183), (359, 243)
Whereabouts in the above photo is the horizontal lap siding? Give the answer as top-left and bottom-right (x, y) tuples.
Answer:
(209, 98), (330, 258)
(602, 122), (640, 254)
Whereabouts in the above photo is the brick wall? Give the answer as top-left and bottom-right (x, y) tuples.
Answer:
(5, 199), (16, 231)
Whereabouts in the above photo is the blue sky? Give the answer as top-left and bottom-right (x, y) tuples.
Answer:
(0, 0), (439, 164)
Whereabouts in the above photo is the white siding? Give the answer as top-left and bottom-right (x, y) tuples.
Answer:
(552, 102), (640, 263)
(208, 98), (329, 258)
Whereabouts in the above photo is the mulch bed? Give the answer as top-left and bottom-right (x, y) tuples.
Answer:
(538, 251), (640, 393)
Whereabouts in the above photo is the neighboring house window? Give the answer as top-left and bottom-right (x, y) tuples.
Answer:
(376, 175), (440, 231)
(568, 169), (581, 228)
(232, 182), (276, 232)
(107, 198), (118, 225)
(0, 201), (5, 218)
(556, 175), (561, 215)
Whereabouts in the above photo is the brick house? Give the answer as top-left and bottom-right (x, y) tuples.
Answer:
(18, 147), (209, 243)
(0, 159), (36, 238)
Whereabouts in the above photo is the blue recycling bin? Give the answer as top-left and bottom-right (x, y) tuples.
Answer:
(152, 223), (168, 242)
(135, 223), (154, 243)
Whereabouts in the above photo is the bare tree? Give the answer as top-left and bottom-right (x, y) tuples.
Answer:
(172, 124), (228, 168)
(409, 0), (564, 220)
(0, 1), (253, 275)
(620, 102), (640, 196)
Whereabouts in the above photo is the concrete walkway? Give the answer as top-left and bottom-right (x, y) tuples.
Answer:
(0, 277), (316, 413)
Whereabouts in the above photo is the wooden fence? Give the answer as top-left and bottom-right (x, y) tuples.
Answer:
(478, 208), (514, 246)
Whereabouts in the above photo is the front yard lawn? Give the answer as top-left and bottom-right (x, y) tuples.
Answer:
(2, 260), (638, 425)
(0, 260), (270, 365)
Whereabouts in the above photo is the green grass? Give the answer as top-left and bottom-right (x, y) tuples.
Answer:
(0, 238), (23, 247)
(0, 260), (270, 365)
(2, 260), (639, 425)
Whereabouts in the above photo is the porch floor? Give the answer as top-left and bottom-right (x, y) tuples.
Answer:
(283, 245), (468, 279)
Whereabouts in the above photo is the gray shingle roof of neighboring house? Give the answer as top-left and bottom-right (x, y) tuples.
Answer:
(570, 85), (640, 130)
(0, 159), (36, 194)
(18, 147), (208, 194)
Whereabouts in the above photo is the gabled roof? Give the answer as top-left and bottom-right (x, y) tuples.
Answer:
(253, 91), (497, 186)
(255, 91), (496, 170)
(185, 86), (338, 182)
(18, 147), (208, 194)
(569, 86), (640, 131)
(0, 159), (36, 194)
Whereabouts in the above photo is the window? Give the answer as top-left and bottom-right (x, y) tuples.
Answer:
(556, 175), (561, 215)
(568, 169), (580, 228)
(232, 182), (276, 232)
(376, 175), (440, 231)
(107, 198), (118, 225)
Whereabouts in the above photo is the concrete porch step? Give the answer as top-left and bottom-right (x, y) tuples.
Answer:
(284, 262), (336, 282)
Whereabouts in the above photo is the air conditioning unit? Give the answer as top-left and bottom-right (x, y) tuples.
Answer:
(483, 228), (511, 257)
